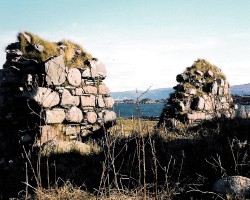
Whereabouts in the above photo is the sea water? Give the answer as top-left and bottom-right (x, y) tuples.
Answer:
(113, 103), (165, 118)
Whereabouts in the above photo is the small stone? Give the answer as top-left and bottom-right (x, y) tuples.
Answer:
(97, 95), (105, 108)
(98, 84), (110, 95)
(83, 59), (107, 79)
(86, 111), (97, 124)
(65, 106), (83, 123)
(75, 86), (97, 95)
(103, 97), (114, 108)
(103, 110), (116, 122)
(81, 95), (96, 107)
(64, 125), (81, 135)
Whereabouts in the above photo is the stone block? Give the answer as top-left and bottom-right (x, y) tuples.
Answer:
(98, 84), (110, 95)
(33, 87), (60, 108)
(65, 106), (83, 123)
(45, 108), (65, 124)
(81, 95), (95, 107)
(61, 89), (80, 108)
(83, 60), (107, 79)
(86, 111), (97, 124)
(103, 97), (114, 108)
(75, 86), (97, 95)
(67, 68), (82, 86)
(45, 55), (66, 86)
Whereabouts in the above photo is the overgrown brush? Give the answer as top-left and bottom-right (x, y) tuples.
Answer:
(2, 117), (250, 199)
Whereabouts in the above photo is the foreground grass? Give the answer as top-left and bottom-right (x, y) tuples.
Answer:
(2, 118), (250, 199)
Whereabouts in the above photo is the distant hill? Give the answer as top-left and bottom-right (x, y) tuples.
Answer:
(111, 83), (250, 100)
(231, 83), (250, 95)
(111, 88), (174, 100)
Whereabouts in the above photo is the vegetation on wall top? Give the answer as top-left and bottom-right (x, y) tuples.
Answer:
(6, 32), (92, 68)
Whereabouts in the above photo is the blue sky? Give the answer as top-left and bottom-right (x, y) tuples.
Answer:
(1, 0), (250, 91)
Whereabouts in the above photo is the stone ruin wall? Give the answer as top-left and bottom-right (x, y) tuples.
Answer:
(159, 59), (236, 128)
(0, 32), (116, 157)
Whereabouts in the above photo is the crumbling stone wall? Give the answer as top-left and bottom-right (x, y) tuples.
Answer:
(159, 59), (235, 128)
(0, 32), (116, 157)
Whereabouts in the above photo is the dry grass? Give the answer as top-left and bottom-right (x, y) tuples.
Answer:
(16, 32), (92, 67)
(35, 181), (94, 200)
(41, 140), (101, 156)
(110, 119), (157, 137)
(192, 59), (226, 80)
(18, 32), (59, 62)
(61, 40), (92, 68)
